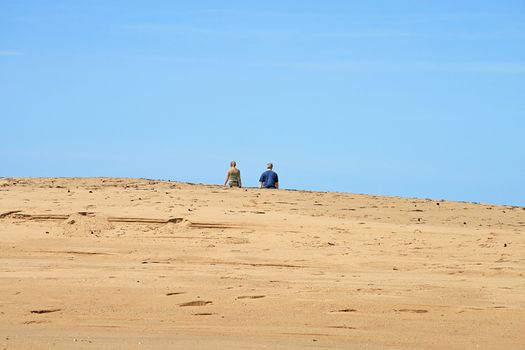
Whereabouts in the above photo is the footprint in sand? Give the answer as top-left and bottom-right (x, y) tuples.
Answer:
(23, 320), (51, 324)
(331, 309), (357, 313)
(30, 309), (61, 314)
(327, 325), (357, 329)
(395, 309), (428, 313)
(237, 295), (265, 300)
(179, 301), (212, 307)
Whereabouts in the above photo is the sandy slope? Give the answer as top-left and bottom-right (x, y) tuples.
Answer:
(0, 177), (524, 349)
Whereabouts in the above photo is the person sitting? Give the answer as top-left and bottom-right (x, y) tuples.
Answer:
(259, 163), (279, 189)
(224, 161), (242, 188)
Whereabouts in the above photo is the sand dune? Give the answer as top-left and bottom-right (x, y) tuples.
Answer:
(1, 177), (524, 349)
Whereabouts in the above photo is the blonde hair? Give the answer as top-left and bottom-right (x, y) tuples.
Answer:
(266, 162), (273, 169)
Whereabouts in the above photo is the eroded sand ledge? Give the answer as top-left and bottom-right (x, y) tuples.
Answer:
(1, 177), (524, 349)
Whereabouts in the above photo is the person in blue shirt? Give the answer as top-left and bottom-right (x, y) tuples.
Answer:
(259, 163), (279, 189)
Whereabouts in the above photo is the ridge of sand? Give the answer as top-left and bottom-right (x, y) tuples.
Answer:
(0, 177), (524, 349)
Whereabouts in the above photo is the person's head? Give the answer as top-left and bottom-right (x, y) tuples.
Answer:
(230, 161), (237, 167)
(266, 162), (273, 170)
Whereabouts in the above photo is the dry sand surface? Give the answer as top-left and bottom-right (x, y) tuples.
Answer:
(1, 177), (524, 349)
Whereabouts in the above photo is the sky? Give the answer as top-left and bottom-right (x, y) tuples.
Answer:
(1, 0), (524, 206)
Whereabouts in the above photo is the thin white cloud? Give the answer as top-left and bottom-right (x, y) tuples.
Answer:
(256, 61), (525, 74)
(0, 50), (20, 56)
(419, 62), (525, 74)
(313, 31), (416, 39)
(123, 22), (525, 42)
(123, 24), (419, 41)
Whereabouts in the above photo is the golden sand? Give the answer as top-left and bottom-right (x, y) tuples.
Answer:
(1, 177), (524, 349)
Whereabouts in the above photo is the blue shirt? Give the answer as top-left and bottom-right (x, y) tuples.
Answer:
(259, 170), (278, 188)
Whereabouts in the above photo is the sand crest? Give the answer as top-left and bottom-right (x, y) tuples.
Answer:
(61, 213), (115, 237)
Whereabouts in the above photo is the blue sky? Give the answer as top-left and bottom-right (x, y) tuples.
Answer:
(1, 1), (524, 206)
